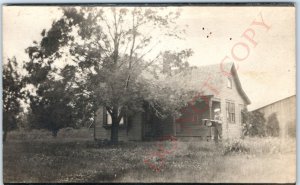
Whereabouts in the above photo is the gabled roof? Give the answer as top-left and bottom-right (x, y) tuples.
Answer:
(230, 63), (251, 105)
(169, 62), (251, 105)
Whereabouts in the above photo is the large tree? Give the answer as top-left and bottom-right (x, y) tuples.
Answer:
(25, 60), (96, 136)
(3, 57), (25, 141)
(25, 7), (195, 143)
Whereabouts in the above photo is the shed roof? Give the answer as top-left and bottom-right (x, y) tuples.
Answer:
(252, 94), (295, 111)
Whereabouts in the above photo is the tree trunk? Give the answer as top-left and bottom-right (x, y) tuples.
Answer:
(3, 130), (7, 142)
(111, 122), (119, 144)
(110, 113), (119, 144)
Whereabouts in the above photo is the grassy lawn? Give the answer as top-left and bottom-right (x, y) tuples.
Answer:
(3, 134), (296, 183)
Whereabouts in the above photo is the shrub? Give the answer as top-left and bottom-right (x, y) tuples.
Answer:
(57, 127), (92, 138)
(266, 113), (280, 137)
(223, 139), (250, 155)
(242, 109), (266, 137)
(7, 129), (53, 140)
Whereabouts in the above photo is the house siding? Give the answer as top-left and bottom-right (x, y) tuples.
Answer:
(219, 76), (247, 139)
(128, 112), (143, 141)
(160, 116), (175, 136)
(93, 106), (143, 141)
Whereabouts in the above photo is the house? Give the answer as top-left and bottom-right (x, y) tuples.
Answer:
(93, 63), (251, 141)
(252, 95), (296, 138)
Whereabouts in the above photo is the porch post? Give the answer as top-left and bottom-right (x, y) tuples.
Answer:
(209, 98), (213, 140)
(209, 98), (212, 120)
(173, 116), (176, 136)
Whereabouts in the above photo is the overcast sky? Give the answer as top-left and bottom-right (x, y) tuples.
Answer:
(3, 6), (295, 110)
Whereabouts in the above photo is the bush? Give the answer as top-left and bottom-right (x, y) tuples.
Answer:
(266, 113), (280, 137)
(7, 129), (53, 140)
(57, 127), (92, 138)
(223, 139), (250, 155)
(242, 109), (266, 137)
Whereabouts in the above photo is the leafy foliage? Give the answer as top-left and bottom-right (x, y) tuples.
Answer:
(266, 113), (280, 137)
(26, 64), (95, 136)
(24, 7), (195, 142)
(3, 57), (25, 141)
(242, 109), (266, 137)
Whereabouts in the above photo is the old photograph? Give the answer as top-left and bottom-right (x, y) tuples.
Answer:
(2, 4), (296, 183)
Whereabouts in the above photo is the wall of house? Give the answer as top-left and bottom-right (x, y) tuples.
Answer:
(219, 76), (247, 139)
(127, 112), (143, 141)
(93, 106), (143, 141)
(256, 95), (296, 138)
(94, 106), (128, 141)
(160, 116), (175, 137)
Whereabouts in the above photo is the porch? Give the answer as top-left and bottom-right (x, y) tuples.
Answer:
(175, 95), (221, 139)
(141, 95), (222, 140)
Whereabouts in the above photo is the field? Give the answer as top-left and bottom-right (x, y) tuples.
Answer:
(3, 129), (296, 183)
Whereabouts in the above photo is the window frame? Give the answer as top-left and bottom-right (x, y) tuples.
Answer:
(226, 101), (235, 124)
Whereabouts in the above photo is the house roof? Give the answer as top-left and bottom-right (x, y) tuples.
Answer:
(252, 94), (296, 111)
(168, 62), (251, 105)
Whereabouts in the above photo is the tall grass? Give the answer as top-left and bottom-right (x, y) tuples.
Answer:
(3, 134), (296, 183)
(242, 136), (296, 154)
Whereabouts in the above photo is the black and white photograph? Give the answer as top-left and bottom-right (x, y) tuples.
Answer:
(2, 4), (296, 183)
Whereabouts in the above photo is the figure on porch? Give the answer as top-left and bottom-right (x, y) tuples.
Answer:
(213, 108), (222, 142)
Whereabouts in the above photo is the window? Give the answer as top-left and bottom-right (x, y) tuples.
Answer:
(227, 78), (232, 88)
(226, 101), (235, 123)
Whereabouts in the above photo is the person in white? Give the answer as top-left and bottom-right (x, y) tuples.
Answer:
(213, 108), (222, 140)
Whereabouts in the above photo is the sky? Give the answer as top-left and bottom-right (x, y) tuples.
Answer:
(3, 6), (296, 110)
